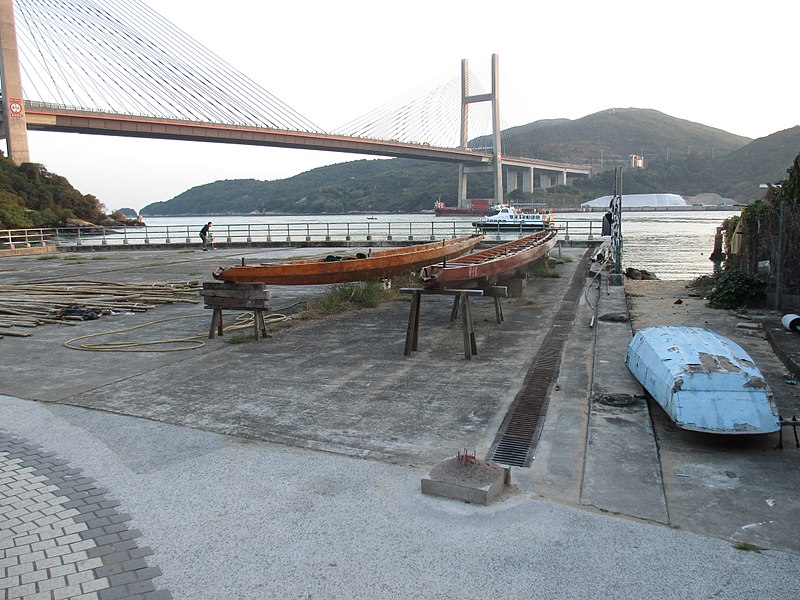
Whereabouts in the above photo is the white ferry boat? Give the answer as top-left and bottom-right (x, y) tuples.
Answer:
(472, 205), (554, 231)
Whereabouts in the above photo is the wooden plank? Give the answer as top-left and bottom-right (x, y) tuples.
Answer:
(203, 297), (271, 309)
(202, 281), (268, 290)
(199, 288), (271, 300)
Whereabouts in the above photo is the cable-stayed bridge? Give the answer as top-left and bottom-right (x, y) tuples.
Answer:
(0, 0), (590, 205)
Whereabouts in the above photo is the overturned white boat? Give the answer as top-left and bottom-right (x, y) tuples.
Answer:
(625, 326), (780, 434)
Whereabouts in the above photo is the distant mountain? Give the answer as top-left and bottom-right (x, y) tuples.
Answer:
(495, 108), (751, 166)
(141, 108), (796, 215)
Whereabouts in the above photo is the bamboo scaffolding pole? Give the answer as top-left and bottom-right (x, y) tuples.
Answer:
(0, 279), (203, 337)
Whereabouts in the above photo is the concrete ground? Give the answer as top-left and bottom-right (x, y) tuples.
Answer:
(2, 245), (799, 599)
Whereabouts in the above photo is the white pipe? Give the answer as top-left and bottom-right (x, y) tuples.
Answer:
(782, 314), (800, 332)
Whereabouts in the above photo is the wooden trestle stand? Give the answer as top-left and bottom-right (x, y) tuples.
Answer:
(201, 282), (272, 341)
(400, 286), (507, 360)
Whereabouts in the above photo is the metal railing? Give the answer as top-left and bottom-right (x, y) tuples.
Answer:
(0, 228), (53, 249)
(1, 218), (603, 250)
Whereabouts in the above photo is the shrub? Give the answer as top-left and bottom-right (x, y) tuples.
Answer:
(707, 268), (766, 309)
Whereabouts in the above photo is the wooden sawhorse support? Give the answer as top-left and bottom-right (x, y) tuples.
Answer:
(207, 306), (270, 340)
(400, 288), (484, 360)
(201, 281), (271, 341)
(450, 286), (508, 324)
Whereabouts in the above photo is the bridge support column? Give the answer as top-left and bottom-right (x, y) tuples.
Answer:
(0, 0), (30, 164)
(505, 169), (518, 194)
(457, 165), (468, 207)
(558, 170), (567, 186)
(539, 172), (553, 189)
(521, 168), (534, 193)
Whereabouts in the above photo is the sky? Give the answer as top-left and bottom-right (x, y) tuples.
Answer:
(21, 0), (800, 213)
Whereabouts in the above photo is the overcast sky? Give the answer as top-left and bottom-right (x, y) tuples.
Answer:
(22, 0), (800, 212)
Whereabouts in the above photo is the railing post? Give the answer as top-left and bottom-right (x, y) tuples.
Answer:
(247, 224), (252, 243)
(408, 223), (413, 241)
(563, 221), (570, 242)
(185, 226), (192, 244)
(430, 222), (435, 241)
(226, 225), (232, 244)
(326, 223), (331, 242)
(144, 226), (150, 244)
(101, 228), (108, 245)
(306, 223), (311, 242)
(286, 224), (291, 242)
(387, 222), (392, 241)
(366, 222), (372, 241)
(266, 224), (272, 242)
(345, 223), (351, 242)
(76, 228), (83, 246)
(165, 226), (171, 244)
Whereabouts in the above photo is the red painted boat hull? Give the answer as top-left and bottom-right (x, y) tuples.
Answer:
(419, 230), (558, 290)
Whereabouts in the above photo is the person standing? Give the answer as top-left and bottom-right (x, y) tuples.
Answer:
(199, 222), (212, 250)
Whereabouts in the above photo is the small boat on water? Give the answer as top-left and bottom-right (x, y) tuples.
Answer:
(625, 326), (781, 434)
(212, 234), (484, 285)
(420, 229), (558, 290)
(472, 205), (554, 232)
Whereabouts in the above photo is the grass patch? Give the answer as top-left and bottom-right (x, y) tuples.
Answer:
(91, 255), (108, 260)
(301, 281), (395, 319)
(36, 255), (60, 260)
(63, 255), (84, 260)
(527, 259), (560, 278)
(225, 332), (254, 344)
(178, 250), (194, 254)
(732, 541), (762, 553)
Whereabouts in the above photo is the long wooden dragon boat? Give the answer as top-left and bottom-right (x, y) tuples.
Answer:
(419, 229), (558, 290)
(212, 234), (484, 285)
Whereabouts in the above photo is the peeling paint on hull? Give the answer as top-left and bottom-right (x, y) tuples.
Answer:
(625, 326), (780, 434)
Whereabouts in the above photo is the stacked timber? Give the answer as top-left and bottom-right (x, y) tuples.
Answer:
(0, 279), (201, 337)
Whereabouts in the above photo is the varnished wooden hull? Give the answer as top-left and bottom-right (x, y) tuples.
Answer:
(213, 235), (484, 285)
(419, 230), (558, 290)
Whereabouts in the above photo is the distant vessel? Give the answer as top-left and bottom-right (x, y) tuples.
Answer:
(472, 205), (554, 231)
(420, 229), (558, 290)
(625, 326), (781, 434)
(434, 199), (497, 217)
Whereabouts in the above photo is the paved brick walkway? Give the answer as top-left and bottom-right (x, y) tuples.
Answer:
(0, 431), (170, 600)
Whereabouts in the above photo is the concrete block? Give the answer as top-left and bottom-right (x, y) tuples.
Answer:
(421, 457), (510, 505)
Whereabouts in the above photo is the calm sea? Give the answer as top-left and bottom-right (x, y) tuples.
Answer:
(145, 210), (738, 281)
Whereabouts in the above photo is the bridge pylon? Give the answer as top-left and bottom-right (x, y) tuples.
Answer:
(0, 0), (30, 164)
(458, 54), (503, 208)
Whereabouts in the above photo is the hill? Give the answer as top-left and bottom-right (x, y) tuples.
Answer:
(140, 108), (794, 215)
(0, 155), (106, 228)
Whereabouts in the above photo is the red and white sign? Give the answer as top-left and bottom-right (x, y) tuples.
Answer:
(8, 98), (24, 118)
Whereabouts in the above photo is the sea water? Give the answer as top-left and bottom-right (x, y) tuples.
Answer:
(144, 210), (738, 281)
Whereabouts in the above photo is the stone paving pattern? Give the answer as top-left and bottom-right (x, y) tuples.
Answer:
(0, 431), (170, 600)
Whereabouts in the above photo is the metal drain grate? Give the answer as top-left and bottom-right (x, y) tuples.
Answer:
(488, 250), (591, 467)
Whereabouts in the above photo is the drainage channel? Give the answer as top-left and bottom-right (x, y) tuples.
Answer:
(487, 249), (592, 467)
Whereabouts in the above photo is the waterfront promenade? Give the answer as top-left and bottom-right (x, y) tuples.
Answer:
(1, 245), (799, 599)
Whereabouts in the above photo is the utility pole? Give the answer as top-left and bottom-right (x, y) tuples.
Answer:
(490, 54), (503, 207)
(609, 166), (623, 282)
(0, 0), (30, 163)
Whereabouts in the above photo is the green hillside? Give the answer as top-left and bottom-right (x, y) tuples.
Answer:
(0, 155), (106, 228)
(141, 108), (796, 216)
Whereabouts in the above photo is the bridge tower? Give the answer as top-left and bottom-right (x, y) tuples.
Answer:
(458, 54), (503, 208)
(0, 0), (30, 164)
